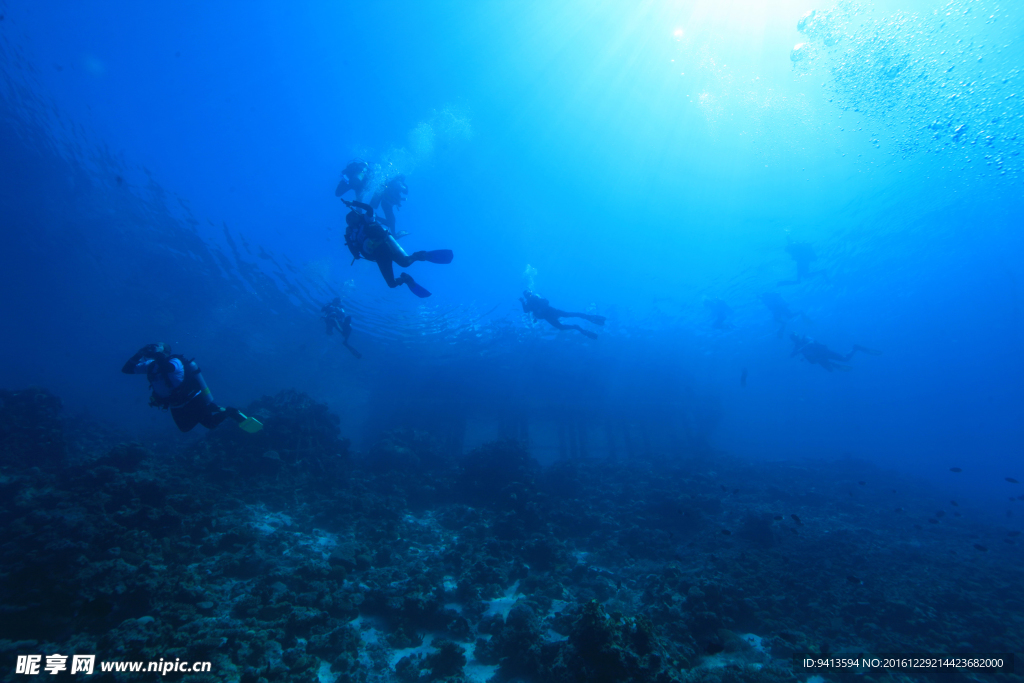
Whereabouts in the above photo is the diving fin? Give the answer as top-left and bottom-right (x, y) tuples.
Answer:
(238, 413), (264, 433)
(401, 273), (432, 298)
(424, 249), (453, 264)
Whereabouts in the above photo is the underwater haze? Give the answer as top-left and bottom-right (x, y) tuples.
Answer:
(1, 0), (1023, 681)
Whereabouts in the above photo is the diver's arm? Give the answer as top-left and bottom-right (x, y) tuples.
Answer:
(123, 344), (163, 374)
(123, 355), (153, 374)
(344, 199), (374, 213)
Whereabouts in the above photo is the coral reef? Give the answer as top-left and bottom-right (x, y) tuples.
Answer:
(0, 387), (66, 465)
(0, 388), (1022, 683)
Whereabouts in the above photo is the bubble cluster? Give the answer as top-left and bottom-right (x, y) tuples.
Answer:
(366, 105), (474, 190)
(794, 0), (1023, 182)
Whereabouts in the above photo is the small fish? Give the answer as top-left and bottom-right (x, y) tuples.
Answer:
(773, 515), (783, 521)
(950, 500), (958, 506)
(950, 467), (963, 473)
(936, 510), (945, 518)
(1006, 477), (1020, 484)
(973, 544), (988, 552)
(740, 368), (748, 387)
(791, 514), (803, 525)
(790, 527), (799, 534)
(858, 481), (866, 485)
(894, 507), (905, 513)
(928, 518), (939, 524)
(846, 575), (862, 584)
(721, 530), (732, 536)
(954, 512), (962, 517)
(1008, 531), (1021, 537)
(721, 485), (728, 491)
(914, 524), (923, 530)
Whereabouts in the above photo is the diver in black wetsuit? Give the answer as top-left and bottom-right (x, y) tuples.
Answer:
(520, 291), (605, 339)
(762, 292), (800, 339)
(789, 333), (881, 372)
(335, 160), (371, 201)
(370, 174), (409, 238)
(121, 343), (262, 433)
(342, 199), (452, 298)
(779, 236), (823, 285)
(322, 297), (361, 358)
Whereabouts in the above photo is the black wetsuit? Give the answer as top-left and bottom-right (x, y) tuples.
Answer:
(790, 336), (872, 372)
(344, 200), (446, 297)
(122, 350), (241, 432)
(520, 292), (605, 339)
(370, 177), (408, 236)
(335, 161), (370, 201)
(322, 302), (361, 358)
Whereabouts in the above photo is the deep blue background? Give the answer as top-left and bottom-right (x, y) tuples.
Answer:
(1, 0), (1022, 510)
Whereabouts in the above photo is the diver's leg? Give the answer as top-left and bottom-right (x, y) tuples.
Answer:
(545, 318), (597, 338)
(385, 236), (419, 267)
(200, 404), (245, 429)
(199, 406), (231, 429)
(171, 402), (204, 432)
(377, 259), (399, 287)
(555, 309), (606, 326)
(559, 323), (598, 339)
(544, 317), (573, 331)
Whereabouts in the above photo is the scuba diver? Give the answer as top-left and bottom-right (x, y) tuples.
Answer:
(342, 199), (452, 298)
(778, 236), (823, 286)
(322, 297), (361, 358)
(789, 333), (882, 372)
(520, 291), (605, 339)
(761, 292), (800, 339)
(335, 159), (372, 201)
(121, 343), (262, 433)
(704, 297), (733, 329)
(370, 174), (409, 238)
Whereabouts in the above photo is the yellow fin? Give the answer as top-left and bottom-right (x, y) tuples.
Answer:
(239, 416), (264, 433)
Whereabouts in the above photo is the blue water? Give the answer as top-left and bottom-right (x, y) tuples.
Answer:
(1, 0), (1023, 675)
